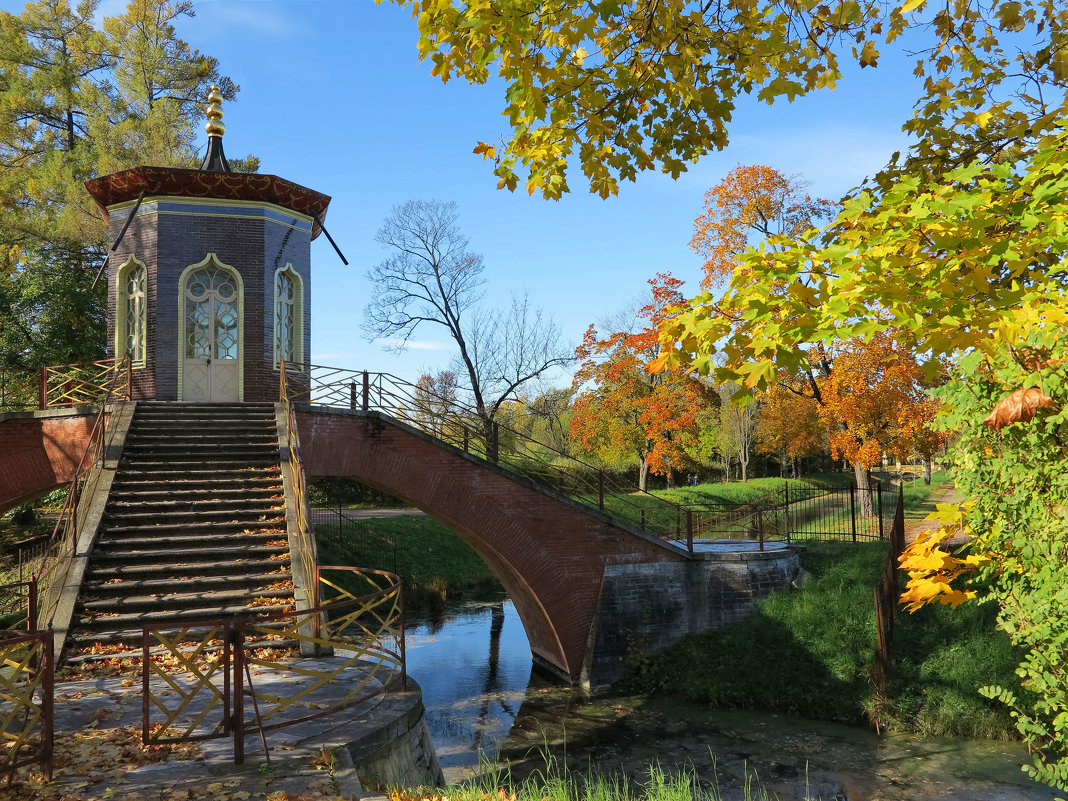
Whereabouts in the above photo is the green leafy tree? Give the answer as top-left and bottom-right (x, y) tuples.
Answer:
(0, 0), (240, 373)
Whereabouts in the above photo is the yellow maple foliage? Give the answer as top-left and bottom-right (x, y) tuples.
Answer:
(898, 502), (991, 612)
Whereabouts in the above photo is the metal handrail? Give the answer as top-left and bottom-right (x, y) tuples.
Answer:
(287, 363), (708, 550)
(278, 360), (319, 610)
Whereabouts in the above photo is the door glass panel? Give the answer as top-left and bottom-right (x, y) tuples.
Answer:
(214, 300), (239, 359)
(186, 302), (212, 358)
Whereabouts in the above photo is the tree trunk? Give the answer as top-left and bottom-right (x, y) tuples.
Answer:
(853, 462), (874, 516)
(666, 465), (676, 489)
(638, 458), (649, 492)
(924, 459), (932, 485)
(740, 454), (749, 482)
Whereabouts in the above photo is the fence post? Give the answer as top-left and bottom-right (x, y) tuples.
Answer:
(232, 626), (245, 765)
(850, 484), (858, 542)
(38, 366), (47, 410)
(125, 353), (132, 399)
(598, 471), (605, 511)
(27, 577), (37, 632)
(783, 482), (790, 543)
(362, 371), (370, 411)
(877, 482), (884, 540)
(462, 426), (469, 452)
(686, 510), (693, 553)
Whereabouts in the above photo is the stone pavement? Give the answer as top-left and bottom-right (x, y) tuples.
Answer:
(14, 658), (428, 800)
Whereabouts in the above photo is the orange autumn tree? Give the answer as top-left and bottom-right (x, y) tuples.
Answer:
(819, 332), (945, 511)
(690, 164), (835, 289)
(570, 274), (716, 490)
(754, 380), (827, 476)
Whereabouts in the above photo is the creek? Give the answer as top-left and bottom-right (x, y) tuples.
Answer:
(403, 589), (1058, 801)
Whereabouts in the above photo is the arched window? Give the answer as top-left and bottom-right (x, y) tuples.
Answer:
(116, 257), (147, 367)
(273, 266), (302, 367)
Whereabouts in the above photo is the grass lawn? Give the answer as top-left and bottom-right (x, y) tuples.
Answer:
(625, 473), (1023, 739)
(314, 514), (497, 608)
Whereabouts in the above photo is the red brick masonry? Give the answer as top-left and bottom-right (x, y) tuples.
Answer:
(0, 411), (95, 513)
(298, 408), (686, 681)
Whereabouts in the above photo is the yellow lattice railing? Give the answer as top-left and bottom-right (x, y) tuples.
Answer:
(142, 570), (404, 765)
(141, 624), (231, 745)
(41, 356), (130, 409)
(0, 631), (53, 781)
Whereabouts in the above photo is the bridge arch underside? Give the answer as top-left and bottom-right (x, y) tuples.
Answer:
(0, 412), (96, 515)
(297, 408), (685, 683)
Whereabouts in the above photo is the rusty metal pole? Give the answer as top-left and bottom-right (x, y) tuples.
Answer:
(38, 366), (47, 410)
(232, 627), (245, 765)
(28, 578), (37, 632)
(598, 471), (605, 511)
(362, 371), (370, 411)
(462, 426), (469, 452)
(686, 510), (693, 552)
(850, 484), (858, 542)
(758, 508), (765, 551)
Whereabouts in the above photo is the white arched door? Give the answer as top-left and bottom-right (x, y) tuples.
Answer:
(182, 262), (240, 402)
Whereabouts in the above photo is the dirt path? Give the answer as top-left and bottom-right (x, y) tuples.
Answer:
(903, 480), (969, 544)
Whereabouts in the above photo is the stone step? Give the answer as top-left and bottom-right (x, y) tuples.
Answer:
(93, 531), (288, 554)
(121, 443), (279, 457)
(65, 621), (297, 654)
(107, 486), (283, 504)
(78, 585), (294, 616)
(114, 459), (281, 473)
(104, 503), (285, 524)
(89, 544), (289, 564)
(80, 572), (292, 596)
(135, 402), (276, 412)
(86, 558), (290, 581)
(124, 436), (279, 449)
(111, 469), (281, 484)
(69, 601), (298, 633)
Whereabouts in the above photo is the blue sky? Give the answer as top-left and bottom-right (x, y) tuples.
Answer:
(8, 0), (925, 385)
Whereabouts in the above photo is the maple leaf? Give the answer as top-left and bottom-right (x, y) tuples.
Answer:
(983, 387), (1058, 431)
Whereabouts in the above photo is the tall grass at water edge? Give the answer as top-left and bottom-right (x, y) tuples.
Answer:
(393, 748), (813, 801)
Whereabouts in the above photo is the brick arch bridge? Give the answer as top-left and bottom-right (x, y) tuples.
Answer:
(298, 407), (689, 683)
(0, 405), (691, 684)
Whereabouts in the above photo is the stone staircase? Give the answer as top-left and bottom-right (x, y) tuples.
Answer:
(64, 401), (297, 660)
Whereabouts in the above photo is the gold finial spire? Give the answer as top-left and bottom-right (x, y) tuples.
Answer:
(205, 85), (225, 137)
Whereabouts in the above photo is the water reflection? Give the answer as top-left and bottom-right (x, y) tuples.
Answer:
(404, 593), (532, 775)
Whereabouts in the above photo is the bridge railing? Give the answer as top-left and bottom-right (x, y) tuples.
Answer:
(39, 356), (131, 409)
(286, 364), (718, 550)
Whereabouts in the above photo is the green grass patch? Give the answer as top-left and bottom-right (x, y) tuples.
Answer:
(314, 514), (497, 608)
(626, 540), (1022, 739)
